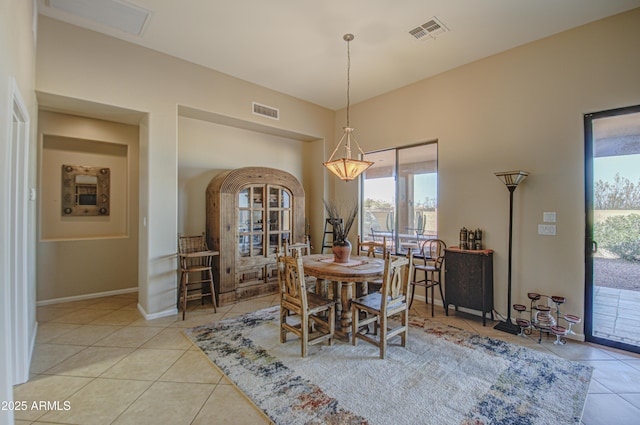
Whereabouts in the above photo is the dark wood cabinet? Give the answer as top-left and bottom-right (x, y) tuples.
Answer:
(444, 247), (494, 325)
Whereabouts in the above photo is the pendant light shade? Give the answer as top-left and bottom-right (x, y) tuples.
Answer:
(323, 34), (373, 182)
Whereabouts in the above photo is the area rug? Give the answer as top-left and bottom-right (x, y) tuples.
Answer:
(184, 307), (592, 425)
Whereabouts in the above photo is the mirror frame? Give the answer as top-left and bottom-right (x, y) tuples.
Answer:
(61, 164), (110, 216)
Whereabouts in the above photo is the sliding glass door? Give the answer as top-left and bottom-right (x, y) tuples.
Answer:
(585, 105), (640, 353)
(361, 142), (438, 254)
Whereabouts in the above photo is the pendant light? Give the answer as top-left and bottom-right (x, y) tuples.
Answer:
(323, 34), (373, 181)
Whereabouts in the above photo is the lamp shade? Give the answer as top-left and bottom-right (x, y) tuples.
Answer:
(495, 171), (529, 188)
(323, 157), (373, 181)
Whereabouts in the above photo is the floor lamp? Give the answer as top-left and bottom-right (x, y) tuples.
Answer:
(493, 170), (529, 335)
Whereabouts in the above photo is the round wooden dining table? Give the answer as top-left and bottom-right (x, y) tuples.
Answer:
(302, 254), (385, 337)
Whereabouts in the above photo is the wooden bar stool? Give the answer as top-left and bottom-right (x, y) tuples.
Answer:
(178, 233), (218, 320)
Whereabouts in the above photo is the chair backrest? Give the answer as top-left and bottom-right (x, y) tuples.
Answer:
(178, 233), (211, 268)
(277, 255), (308, 310)
(357, 235), (387, 258)
(283, 236), (311, 258)
(421, 239), (446, 260)
(380, 250), (412, 309)
(178, 232), (209, 254)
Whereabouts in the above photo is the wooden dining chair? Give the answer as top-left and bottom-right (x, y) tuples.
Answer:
(410, 239), (447, 316)
(177, 233), (218, 320)
(284, 235), (311, 258)
(278, 255), (335, 357)
(357, 235), (387, 293)
(351, 250), (413, 359)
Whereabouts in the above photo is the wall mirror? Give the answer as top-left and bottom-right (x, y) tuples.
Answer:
(61, 164), (110, 216)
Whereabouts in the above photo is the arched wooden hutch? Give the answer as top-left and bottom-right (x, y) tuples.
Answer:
(206, 167), (305, 305)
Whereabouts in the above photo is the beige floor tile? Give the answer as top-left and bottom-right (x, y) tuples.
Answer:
(159, 350), (224, 384)
(89, 309), (144, 326)
(38, 378), (151, 425)
(129, 315), (179, 328)
(94, 326), (164, 348)
(47, 324), (122, 346)
(170, 311), (227, 328)
(45, 346), (133, 377)
(89, 297), (139, 310)
(49, 308), (113, 325)
(36, 306), (77, 323)
(13, 375), (93, 421)
(139, 328), (193, 350)
(112, 381), (214, 425)
(100, 348), (184, 381)
(35, 323), (82, 343)
(30, 344), (86, 374)
(191, 384), (270, 425)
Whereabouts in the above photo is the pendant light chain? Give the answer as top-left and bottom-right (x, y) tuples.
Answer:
(346, 35), (351, 128)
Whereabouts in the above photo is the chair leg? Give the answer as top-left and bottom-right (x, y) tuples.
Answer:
(437, 275), (447, 316)
(400, 308), (408, 347)
(301, 315), (309, 358)
(209, 268), (217, 312)
(379, 315), (387, 359)
(181, 273), (188, 320)
(280, 307), (287, 343)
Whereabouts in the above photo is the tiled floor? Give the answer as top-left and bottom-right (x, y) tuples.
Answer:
(12, 292), (640, 425)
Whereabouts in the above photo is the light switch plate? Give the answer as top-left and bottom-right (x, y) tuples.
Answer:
(543, 212), (556, 223)
(538, 224), (556, 235)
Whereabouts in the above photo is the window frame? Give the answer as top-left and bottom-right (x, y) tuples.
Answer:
(360, 141), (438, 257)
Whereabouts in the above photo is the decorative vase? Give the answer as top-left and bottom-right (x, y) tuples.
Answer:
(332, 239), (352, 263)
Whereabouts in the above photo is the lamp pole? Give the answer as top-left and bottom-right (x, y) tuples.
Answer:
(494, 171), (528, 335)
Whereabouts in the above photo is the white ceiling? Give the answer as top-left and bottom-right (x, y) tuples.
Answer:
(38, 0), (640, 110)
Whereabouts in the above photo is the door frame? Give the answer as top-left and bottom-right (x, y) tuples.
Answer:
(584, 103), (640, 353)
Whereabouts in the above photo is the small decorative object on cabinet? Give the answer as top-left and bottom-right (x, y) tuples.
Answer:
(444, 247), (494, 325)
(206, 167), (305, 305)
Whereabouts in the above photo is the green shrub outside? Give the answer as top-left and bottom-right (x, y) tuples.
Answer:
(594, 213), (640, 262)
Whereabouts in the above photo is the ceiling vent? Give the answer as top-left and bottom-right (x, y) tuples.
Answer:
(252, 102), (279, 120)
(409, 16), (449, 41)
(45, 0), (152, 36)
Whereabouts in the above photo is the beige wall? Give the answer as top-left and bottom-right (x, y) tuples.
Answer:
(178, 116), (306, 236)
(336, 9), (640, 336)
(36, 16), (335, 316)
(37, 111), (139, 301)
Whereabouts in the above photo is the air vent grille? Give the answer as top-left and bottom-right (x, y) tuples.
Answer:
(409, 16), (449, 40)
(252, 102), (279, 120)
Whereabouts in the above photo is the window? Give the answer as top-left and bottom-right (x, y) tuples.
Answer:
(361, 142), (438, 254)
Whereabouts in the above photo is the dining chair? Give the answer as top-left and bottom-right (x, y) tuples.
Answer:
(278, 255), (335, 357)
(284, 235), (311, 258)
(410, 239), (447, 316)
(351, 250), (413, 359)
(357, 234), (387, 293)
(177, 233), (217, 320)
(357, 234), (387, 257)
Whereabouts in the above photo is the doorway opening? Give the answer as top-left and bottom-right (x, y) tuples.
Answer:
(585, 104), (640, 353)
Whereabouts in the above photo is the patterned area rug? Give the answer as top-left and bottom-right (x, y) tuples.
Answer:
(184, 307), (592, 425)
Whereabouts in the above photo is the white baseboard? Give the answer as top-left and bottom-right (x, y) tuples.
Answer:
(137, 303), (177, 320)
(36, 287), (138, 306)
